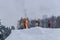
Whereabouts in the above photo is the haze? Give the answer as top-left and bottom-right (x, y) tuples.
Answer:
(0, 0), (60, 27)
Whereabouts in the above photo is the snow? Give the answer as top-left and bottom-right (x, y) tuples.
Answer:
(6, 27), (60, 40)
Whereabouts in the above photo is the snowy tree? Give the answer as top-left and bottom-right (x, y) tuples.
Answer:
(56, 16), (60, 28)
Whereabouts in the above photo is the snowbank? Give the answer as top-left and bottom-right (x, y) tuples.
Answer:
(6, 27), (60, 40)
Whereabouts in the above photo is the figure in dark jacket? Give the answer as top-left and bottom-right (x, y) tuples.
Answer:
(48, 20), (51, 28)
(48, 22), (51, 28)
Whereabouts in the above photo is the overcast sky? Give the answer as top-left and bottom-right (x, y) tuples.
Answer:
(0, 0), (60, 27)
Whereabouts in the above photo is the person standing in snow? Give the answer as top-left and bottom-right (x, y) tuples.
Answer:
(48, 20), (51, 28)
(48, 22), (51, 28)
(24, 18), (28, 29)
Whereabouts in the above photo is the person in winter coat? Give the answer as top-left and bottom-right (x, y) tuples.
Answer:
(24, 18), (28, 29)
(48, 20), (51, 28)
(48, 22), (51, 28)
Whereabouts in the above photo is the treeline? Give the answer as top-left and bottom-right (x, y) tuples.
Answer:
(41, 16), (60, 28)
(16, 16), (60, 29)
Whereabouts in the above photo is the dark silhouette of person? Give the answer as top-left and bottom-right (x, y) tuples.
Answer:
(48, 20), (51, 28)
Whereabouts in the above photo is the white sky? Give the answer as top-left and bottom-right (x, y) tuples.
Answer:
(0, 0), (60, 27)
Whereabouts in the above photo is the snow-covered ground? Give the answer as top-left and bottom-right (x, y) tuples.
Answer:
(6, 27), (60, 40)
